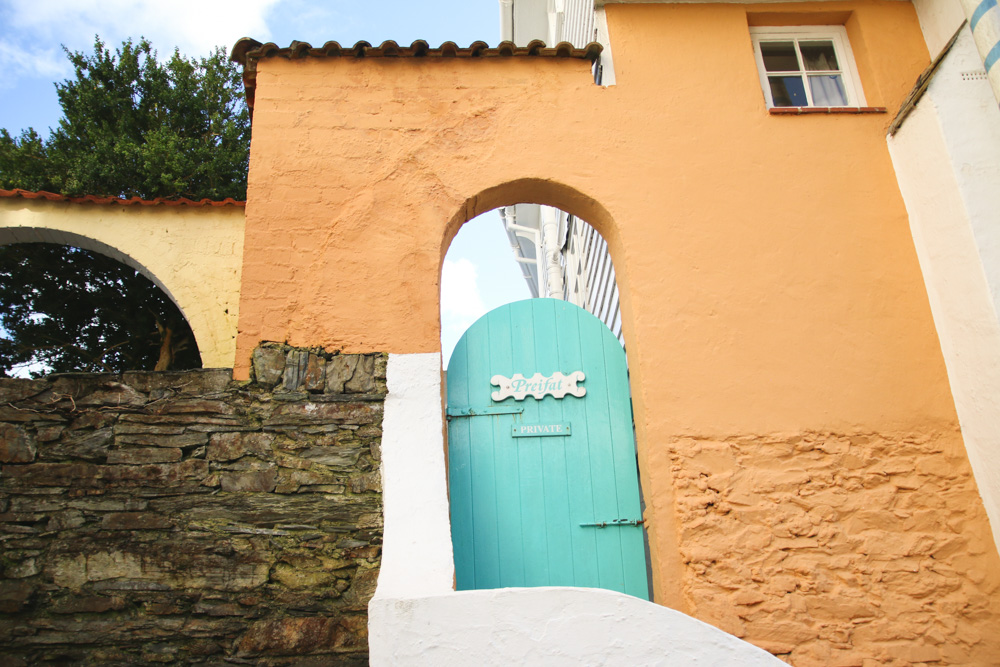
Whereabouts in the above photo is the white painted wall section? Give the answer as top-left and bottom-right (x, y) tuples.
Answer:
(373, 352), (455, 599)
(888, 27), (1000, 549)
(913, 0), (967, 57)
(372, 352), (786, 665)
(371, 587), (785, 666)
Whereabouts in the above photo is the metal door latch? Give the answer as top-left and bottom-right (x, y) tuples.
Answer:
(446, 406), (524, 420)
(579, 518), (644, 528)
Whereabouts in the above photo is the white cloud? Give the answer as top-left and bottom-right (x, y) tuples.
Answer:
(1, 0), (281, 72)
(0, 39), (65, 81)
(0, 0), (285, 98)
(441, 257), (487, 365)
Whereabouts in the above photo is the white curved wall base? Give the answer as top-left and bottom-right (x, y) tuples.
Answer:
(370, 587), (784, 666)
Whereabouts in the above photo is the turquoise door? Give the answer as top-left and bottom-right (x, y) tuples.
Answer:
(447, 299), (649, 599)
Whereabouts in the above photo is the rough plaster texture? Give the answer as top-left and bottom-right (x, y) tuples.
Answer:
(0, 352), (384, 664)
(237, 0), (969, 609)
(0, 197), (244, 368)
(666, 432), (1000, 666)
(371, 353), (782, 666)
(887, 27), (1000, 550)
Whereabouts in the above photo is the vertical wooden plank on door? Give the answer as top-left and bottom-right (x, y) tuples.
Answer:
(600, 324), (649, 600)
(464, 320), (501, 590)
(508, 301), (549, 587)
(554, 303), (600, 588)
(489, 306), (526, 587)
(447, 336), (475, 590)
(577, 310), (627, 593)
(533, 300), (575, 586)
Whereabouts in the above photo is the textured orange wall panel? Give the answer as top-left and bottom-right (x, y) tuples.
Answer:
(237, 2), (1000, 662)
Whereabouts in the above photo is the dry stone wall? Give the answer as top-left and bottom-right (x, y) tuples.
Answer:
(662, 431), (1000, 666)
(0, 344), (385, 665)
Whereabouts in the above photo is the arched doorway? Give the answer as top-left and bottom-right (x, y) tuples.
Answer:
(440, 190), (649, 599)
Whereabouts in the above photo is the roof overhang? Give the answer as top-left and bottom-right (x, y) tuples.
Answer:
(230, 38), (602, 114)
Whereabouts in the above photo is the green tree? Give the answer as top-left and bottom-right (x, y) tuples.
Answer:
(0, 37), (249, 376)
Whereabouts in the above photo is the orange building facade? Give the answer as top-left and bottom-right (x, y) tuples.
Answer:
(233, 2), (1000, 663)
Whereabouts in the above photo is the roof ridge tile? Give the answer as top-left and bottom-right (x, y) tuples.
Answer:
(232, 37), (601, 64)
(0, 189), (245, 208)
(229, 36), (603, 117)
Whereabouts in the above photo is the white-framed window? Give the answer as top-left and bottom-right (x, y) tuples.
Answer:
(750, 26), (866, 108)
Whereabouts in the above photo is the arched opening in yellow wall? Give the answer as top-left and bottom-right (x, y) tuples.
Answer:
(0, 228), (203, 375)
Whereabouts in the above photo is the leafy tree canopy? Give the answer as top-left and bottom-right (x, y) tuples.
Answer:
(0, 37), (248, 199)
(0, 37), (250, 376)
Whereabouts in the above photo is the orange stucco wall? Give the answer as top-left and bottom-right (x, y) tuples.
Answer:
(239, 2), (1000, 663)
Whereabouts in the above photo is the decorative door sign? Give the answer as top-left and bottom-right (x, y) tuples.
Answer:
(491, 371), (586, 401)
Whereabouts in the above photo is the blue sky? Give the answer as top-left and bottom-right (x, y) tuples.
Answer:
(0, 0), (529, 364)
(0, 0), (505, 134)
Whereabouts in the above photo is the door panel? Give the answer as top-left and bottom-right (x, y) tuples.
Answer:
(447, 299), (648, 599)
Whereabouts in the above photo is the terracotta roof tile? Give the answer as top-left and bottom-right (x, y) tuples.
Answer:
(231, 38), (603, 112)
(232, 37), (601, 64)
(0, 189), (245, 208)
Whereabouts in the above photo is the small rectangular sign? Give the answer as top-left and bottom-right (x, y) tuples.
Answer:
(511, 423), (571, 438)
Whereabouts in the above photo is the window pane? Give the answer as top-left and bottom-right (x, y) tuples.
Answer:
(800, 41), (839, 71)
(760, 42), (800, 72)
(768, 76), (808, 107)
(808, 75), (847, 106)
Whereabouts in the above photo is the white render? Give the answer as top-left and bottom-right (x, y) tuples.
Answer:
(371, 352), (785, 666)
(913, 0), (967, 57)
(594, 4), (618, 86)
(372, 587), (785, 666)
(888, 19), (1000, 549)
(374, 353), (455, 598)
(500, 0), (615, 84)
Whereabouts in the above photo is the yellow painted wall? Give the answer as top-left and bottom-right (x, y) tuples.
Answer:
(238, 2), (1000, 663)
(0, 198), (245, 369)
